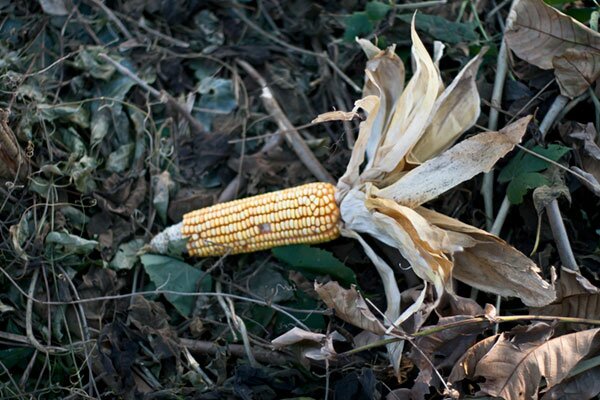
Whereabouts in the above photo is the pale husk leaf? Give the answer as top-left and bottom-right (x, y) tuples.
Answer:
(408, 50), (485, 164)
(363, 18), (443, 182)
(376, 116), (532, 208)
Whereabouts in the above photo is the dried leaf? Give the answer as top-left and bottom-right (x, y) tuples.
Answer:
(314, 281), (386, 335)
(541, 365), (600, 400)
(0, 110), (28, 182)
(271, 327), (342, 361)
(311, 110), (359, 123)
(553, 49), (600, 98)
(417, 207), (556, 307)
(505, 0), (600, 98)
(533, 267), (600, 331)
(472, 324), (600, 399)
(409, 315), (490, 397)
(376, 116), (531, 208)
(409, 50), (485, 164)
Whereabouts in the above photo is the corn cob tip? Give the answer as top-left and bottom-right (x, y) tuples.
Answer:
(149, 222), (183, 254)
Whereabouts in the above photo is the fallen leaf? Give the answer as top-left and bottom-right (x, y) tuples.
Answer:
(452, 323), (600, 400)
(417, 207), (556, 307)
(533, 267), (600, 331)
(505, 0), (600, 98)
(541, 365), (600, 400)
(271, 327), (343, 362)
(314, 281), (386, 335)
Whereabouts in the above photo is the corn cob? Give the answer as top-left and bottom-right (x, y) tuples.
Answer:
(181, 182), (341, 257)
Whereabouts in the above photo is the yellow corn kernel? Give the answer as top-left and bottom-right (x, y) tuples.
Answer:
(182, 182), (341, 257)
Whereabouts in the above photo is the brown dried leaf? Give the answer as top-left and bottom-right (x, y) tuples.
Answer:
(553, 49), (600, 98)
(457, 323), (600, 399)
(448, 334), (498, 384)
(0, 109), (28, 182)
(408, 315), (490, 398)
(314, 281), (386, 335)
(312, 110), (359, 123)
(541, 365), (600, 400)
(560, 122), (600, 189)
(505, 0), (600, 98)
(533, 267), (600, 331)
(418, 207), (556, 307)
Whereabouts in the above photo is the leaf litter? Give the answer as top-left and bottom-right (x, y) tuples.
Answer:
(1, 1), (600, 399)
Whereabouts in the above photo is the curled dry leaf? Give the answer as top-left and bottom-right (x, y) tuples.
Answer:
(314, 281), (386, 335)
(450, 322), (600, 400)
(533, 267), (600, 331)
(541, 366), (600, 400)
(560, 122), (600, 196)
(0, 109), (29, 182)
(505, 0), (600, 98)
(408, 315), (490, 397)
(271, 327), (343, 362)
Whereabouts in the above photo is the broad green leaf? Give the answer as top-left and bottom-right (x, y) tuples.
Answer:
(272, 245), (357, 284)
(74, 48), (115, 80)
(196, 77), (237, 130)
(110, 239), (145, 270)
(45, 231), (98, 254)
(343, 12), (373, 42)
(90, 106), (110, 147)
(106, 143), (134, 173)
(59, 127), (86, 157)
(38, 103), (89, 128)
(71, 155), (97, 193)
(507, 172), (549, 204)
(0, 347), (34, 369)
(248, 267), (294, 303)
(397, 13), (479, 44)
(366, 1), (391, 20)
(499, 144), (571, 183)
(141, 254), (212, 317)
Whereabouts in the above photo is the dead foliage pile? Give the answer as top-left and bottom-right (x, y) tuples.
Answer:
(1, 0), (600, 399)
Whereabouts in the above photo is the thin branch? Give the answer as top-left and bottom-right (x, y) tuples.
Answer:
(340, 314), (600, 356)
(237, 60), (335, 183)
(99, 53), (207, 135)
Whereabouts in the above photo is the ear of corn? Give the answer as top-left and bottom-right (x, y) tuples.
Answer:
(182, 182), (341, 257)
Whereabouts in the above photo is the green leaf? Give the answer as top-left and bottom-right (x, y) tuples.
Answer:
(196, 77), (237, 130)
(507, 172), (549, 204)
(110, 239), (145, 270)
(74, 47), (115, 80)
(140, 254), (212, 317)
(397, 13), (479, 44)
(366, 1), (391, 21)
(499, 144), (571, 183)
(45, 231), (98, 254)
(37, 103), (89, 128)
(106, 143), (134, 173)
(343, 12), (373, 42)
(272, 245), (356, 284)
(0, 347), (34, 369)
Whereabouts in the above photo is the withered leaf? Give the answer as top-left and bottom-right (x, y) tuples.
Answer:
(505, 0), (600, 98)
(451, 323), (600, 400)
(533, 267), (600, 331)
(315, 281), (386, 335)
